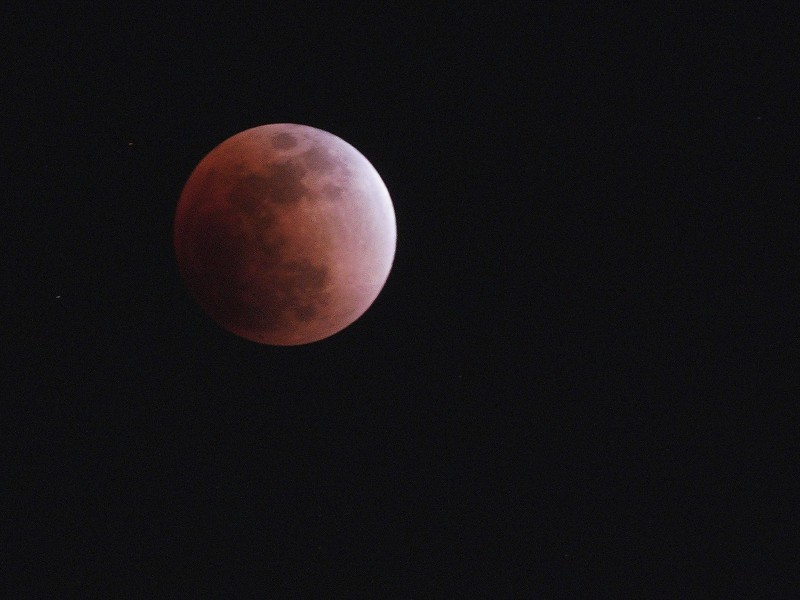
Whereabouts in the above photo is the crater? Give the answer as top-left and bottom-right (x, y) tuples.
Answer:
(284, 259), (329, 322)
(253, 221), (285, 261)
(294, 303), (318, 322)
(271, 132), (297, 149)
(286, 258), (328, 293)
(264, 160), (308, 204)
(229, 174), (271, 215)
(301, 146), (337, 173)
(322, 183), (344, 201)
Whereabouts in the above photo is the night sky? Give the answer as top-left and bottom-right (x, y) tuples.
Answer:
(5, 5), (795, 596)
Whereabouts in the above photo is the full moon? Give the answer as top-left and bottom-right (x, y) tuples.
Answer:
(173, 123), (396, 345)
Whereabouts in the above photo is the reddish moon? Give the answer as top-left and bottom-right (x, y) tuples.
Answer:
(173, 123), (396, 345)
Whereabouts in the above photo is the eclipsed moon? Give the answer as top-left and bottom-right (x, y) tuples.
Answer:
(173, 123), (396, 345)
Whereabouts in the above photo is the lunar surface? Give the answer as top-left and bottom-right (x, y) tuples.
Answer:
(173, 123), (396, 345)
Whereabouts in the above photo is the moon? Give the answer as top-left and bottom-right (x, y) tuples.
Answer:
(173, 123), (396, 345)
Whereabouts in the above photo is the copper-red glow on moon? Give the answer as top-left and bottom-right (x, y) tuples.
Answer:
(173, 124), (396, 345)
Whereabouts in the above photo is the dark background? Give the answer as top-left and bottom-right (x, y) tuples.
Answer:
(3, 4), (796, 596)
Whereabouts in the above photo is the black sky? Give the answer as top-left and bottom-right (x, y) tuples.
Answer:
(4, 4), (796, 596)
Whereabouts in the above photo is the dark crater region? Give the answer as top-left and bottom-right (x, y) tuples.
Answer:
(301, 146), (337, 173)
(271, 132), (298, 149)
